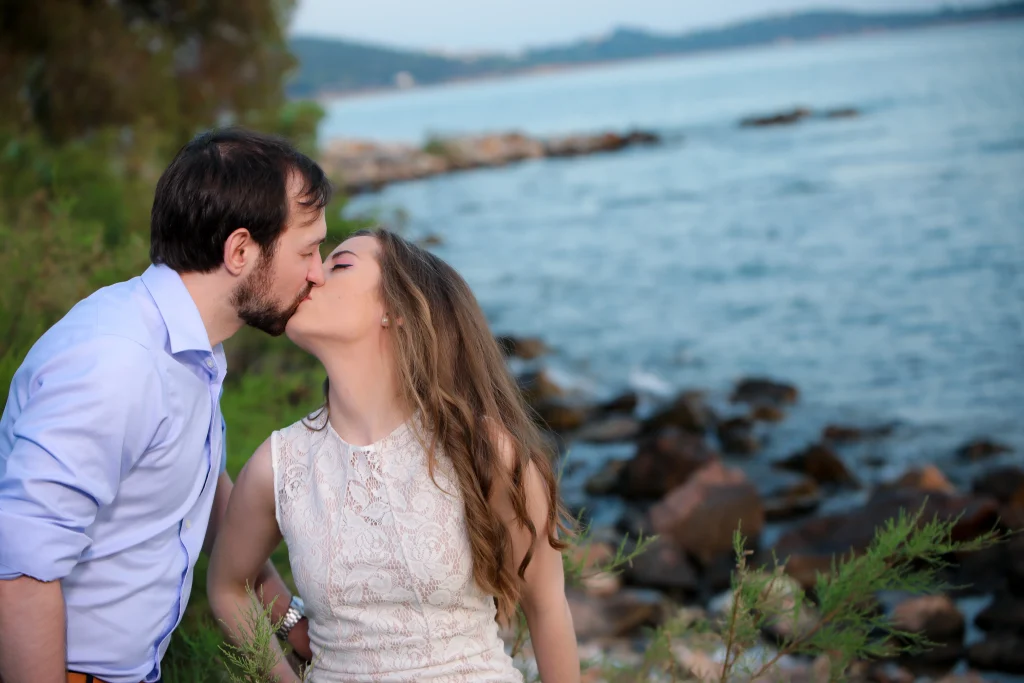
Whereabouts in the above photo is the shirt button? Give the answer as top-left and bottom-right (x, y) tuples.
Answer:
(205, 358), (214, 369)
(184, 519), (192, 529)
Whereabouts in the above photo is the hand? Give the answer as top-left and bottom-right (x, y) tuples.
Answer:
(287, 617), (312, 662)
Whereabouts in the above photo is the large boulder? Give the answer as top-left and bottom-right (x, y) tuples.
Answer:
(890, 594), (965, 667)
(566, 587), (669, 640)
(621, 537), (700, 596)
(773, 489), (1001, 589)
(957, 438), (1013, 462)
(575, 416), (641, 443)
(730, 377), (799, 406)
(642, 390), (715, 434)
(774, 443), (859, 488)
(618, 427), (719, 500)
(755, 469), (822, 520)
(717, 416), (760, 455)
(494, 334), (547, 359)
(649, 461), (764, 567)
(968, 633), (1024, 674)
(975, 590), (1024, 633)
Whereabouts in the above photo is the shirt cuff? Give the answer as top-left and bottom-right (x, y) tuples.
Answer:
(0, 509), (88, 582)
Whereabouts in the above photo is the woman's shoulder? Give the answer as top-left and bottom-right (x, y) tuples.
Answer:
(272, 411), (331, 462)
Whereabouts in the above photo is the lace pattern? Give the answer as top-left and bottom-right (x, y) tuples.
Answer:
(271, 416), (523, 683)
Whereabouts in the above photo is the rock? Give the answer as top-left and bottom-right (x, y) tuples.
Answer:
(417, 233), (444, 247)
(576, 416), (642, 443)
(864, 662), (916, 683)
(973, 465), (1024, 504)
(621, 536), (700, 595)
(888, 465), (956, 494)
(740, 107), (813, 127)
(711, 572), (819, 644)
(822, 423), (895, 443)
(1008, 535), (1024, 597)
(824, 107), (860, 119)
(968, 633), (1024, 674)
(642, 390), (715, 434)
(533, 399), (590, 432)
(517, 369), (564, 405)
(544, 130), (659, 158)
(975, 590), (1024, 633)
(615, 502), (655, 538)
(495, 335), (547, 360)
(717, 416), (760, 455)
(773, 489), (1001, 589)
(774, 443), (859, 488)
(946, 543), (1009, 597)
(584, 459), (628, 496)
(957, 438), (1013, 462)
(649, 461), (764, 567)
(599, 391), (638, 415)
(618, 427), (719, 500)
(751, 404), (786, 422)
(890, 594), (965, 666)
(730, 377), (799, 407)
(566, 542), (622, 597)
(757, 470), (822, 521)
(566, 587), (668, 640)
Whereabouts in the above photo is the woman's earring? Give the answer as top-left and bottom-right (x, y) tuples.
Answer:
(381, 315), (390, 327)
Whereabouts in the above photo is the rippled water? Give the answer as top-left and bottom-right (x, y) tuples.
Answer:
(330, 21), (1024, 491)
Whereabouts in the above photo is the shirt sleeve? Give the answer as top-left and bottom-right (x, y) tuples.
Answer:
(0, 336), (162, 582)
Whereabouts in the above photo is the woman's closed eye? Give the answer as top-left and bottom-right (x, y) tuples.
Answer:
(331, 263), (352, 271)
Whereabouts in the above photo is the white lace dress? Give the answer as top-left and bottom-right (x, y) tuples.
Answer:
(270, 416), (524, 683)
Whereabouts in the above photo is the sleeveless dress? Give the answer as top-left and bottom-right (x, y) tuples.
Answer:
(270, 416), (524, 683)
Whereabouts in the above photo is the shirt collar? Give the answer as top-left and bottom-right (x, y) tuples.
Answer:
(141, 264), (213, 356)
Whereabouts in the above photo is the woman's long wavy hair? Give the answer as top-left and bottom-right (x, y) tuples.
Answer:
(313, 227), (571, 624)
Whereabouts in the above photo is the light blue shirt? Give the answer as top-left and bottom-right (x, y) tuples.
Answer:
(0, 265), (227, 683)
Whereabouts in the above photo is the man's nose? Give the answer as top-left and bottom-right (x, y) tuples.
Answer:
(309, 259), (326, 287)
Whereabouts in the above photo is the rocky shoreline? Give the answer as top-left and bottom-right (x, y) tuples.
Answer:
(498, 334), (1023, 681)
(320, 129), (661, 195)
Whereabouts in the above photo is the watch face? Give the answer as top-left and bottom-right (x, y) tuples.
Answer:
(292, 595), (305, 614)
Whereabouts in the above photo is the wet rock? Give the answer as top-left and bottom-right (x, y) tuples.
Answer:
(975, 590), (1024, 633)
(968, 632), (1024, 674)
(1008, 535), (1024, 597)
(711, 572), (819, 644)
(757, 469), (822, 521)
(649, 461), (764, 567)
(887, 465), (956, 495)
(822, 422), (896, 443)
(517, 369), (564, 405)
(619, 427), (719, 500)
(599, 391), (638, 415)
(584, 459), (628, 496)
(544, 129), (660, 158)
(621, 537), (700, 595)
(566, 587), (668, 640)
(615, 502), (655, 538)
(533, 399), (590, 432)
(717, 416), (760, 455)
(946, 543), (1009, 597)
(864, 662), (916, 683)
(773, 489), (1001, 589)
(495, 335), (547, 360)
(642, 390), (715, 434)
(774, 443), (859, 488)
(825, 107), (861, 119)
(750, 404), (786, 422)
(417, 233), (444, 247)
(890, 594), (965, 667)
(957, 438), (1013, 462)
(730, 377), (799, 407)
(973, 465), (1024, 505)
(576, 416), (642, 443)
(740, 107), (813, 127)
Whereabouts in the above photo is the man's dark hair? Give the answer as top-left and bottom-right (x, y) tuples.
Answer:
(150, 128), (333, 273)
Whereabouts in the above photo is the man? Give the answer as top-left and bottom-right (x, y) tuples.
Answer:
(0, 128), (330, 683)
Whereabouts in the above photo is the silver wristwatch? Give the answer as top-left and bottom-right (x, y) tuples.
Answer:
(276, 595), (305, 640)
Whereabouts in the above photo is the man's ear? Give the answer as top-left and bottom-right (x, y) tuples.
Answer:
(223, 228), (253, 276)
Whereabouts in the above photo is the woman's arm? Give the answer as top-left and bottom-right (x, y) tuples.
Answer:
(489, 435), (579, 683)
(207, 438), (300, 683)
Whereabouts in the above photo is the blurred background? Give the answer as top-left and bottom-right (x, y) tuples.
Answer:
(1, 1), (1023, 680)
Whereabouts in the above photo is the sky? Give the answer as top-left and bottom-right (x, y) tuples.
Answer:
(288, 0), (989, 53)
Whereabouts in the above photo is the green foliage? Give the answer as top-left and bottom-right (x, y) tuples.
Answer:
(218, 586), (314, 683)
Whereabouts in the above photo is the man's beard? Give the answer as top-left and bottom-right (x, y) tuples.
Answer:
(232, 255), (310, 337)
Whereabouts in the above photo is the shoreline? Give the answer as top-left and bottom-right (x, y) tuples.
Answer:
(309, 16), (1023, 109)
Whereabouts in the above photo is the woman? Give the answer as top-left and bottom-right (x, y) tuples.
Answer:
(208, 229), (579, 682)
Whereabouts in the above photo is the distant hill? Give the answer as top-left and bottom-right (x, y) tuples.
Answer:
(288, 2), (1024, 98)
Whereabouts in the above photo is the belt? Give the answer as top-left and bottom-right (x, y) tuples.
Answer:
(68, 674), (111, 683)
